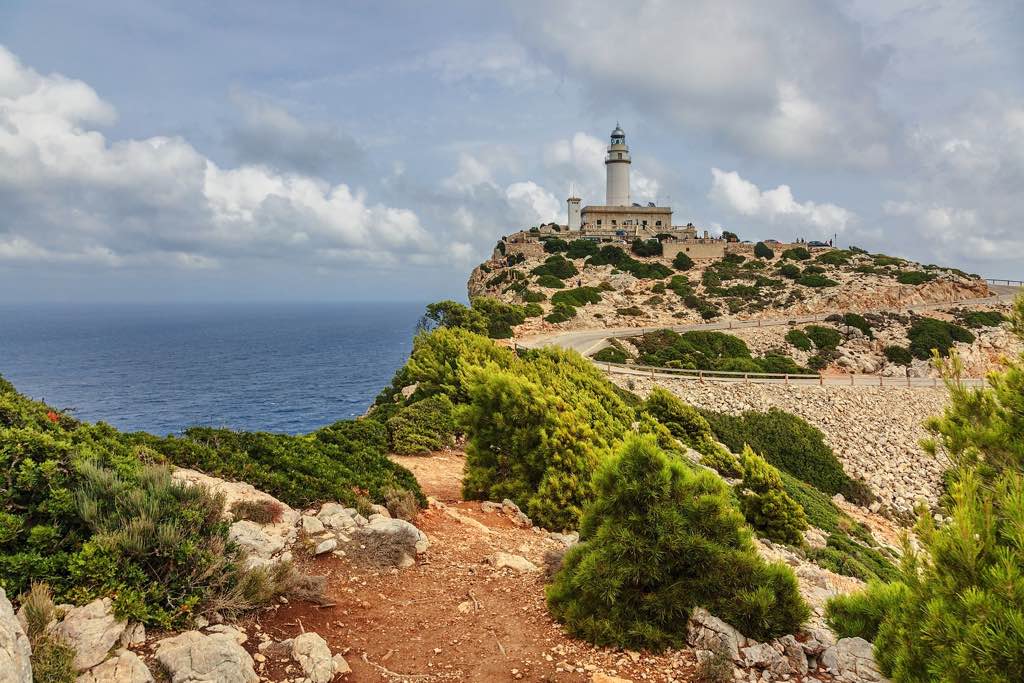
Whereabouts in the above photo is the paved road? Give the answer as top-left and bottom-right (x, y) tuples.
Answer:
(518, 285), (1020, 387)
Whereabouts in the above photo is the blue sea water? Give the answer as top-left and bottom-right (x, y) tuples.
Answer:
(0, 302), (426, 435)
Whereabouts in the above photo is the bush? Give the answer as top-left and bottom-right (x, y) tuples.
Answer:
(587, 246), (673, 279)
(700, 444), (743, 478)
(884, 345), (912, 365)
(738, 447), (808, 545)
(521, 289), (546, 303)
(546, 435), (809, 650)
(616, 306), (644, 316)
(699, 408), (854, 496)
(959, 310), (1006, 328)
(801, 264), (826, 275)
(797, 274), (839, 288)
(387, 395), (456, 454)
(873, 254), (903, 267)
(781, 247), (811, 260)
(460, 346), (635, 530)
(642, 387), (714, 450)
(543, 238), (569, 253)
(779, 263), (801, 279)
(419, 300), (487, 335)
(383, 487), (419, 521)
(396, 326), (513, 403)
(816, 249), (851, 265)
(470, 296), (532, 338)
(532, 254), (578, 279)
(668, 275), (693, 297)
(20, 583), (76, 683)
(907, 317), (974, 360)
(536, 274), (566, 289)
(785, 329), (812, 351)
(230, 499), (285, 524)
(754, 242), (774, 259)
(826, 581), (909, 642)
(673, 251), (694, 270)
(593, 346), (627, 364)
(631, 238), (662, 257)
(896, 270), (935, 285)
(842, 313), (873, 338)
(634, 329), (753, 369)
(566, 239), (599, 259)
(804, 325), (843, 350)
(545, 303), (576, 323)
(551, 286), (602, 308)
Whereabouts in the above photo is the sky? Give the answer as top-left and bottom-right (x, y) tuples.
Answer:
(0, 0), (1022, 303)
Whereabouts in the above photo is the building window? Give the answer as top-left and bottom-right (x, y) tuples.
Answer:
(686, 247), (690, 252)
(596, 220), (602, 226)
(656, 220), (662, 226)
(612, 220), (617, 226)
(617, 152), (622, 159)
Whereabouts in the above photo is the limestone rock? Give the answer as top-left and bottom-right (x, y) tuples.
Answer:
(155, 630), (257, 683)
(776, 634), (809, 676)
(229, 520), (285, 560)
(591, 674), (633, 683)
(55, 598), (127, 672)
(291, 633), (334, 683)
(740, 642), (788, 673)
(686, 608), (744, 661)
(490, 552), (539, 572)
(314, 538), (338, 555)
(77, 649), (154, 683)
(365, 517), (429, 554)
(316, 503), (357, 530)
(301, 515), (325, 534)
(332, 653), (351, 675)
(0, 587), (32, 683)
(119, 623), (145, 649)
(821, 637), (887, 682)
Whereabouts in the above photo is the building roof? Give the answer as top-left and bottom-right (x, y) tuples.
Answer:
(581, 204), (671, 214)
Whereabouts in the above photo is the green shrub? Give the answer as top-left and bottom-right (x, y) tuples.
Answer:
(387, 395), (456, 454)
(826, 581), (909, 642)
(543, 238), (569, 253)
(884, 345), (912, 365)
(754, 242), (774, 259)
(801, 264), (826, 275)
(804, 325), (843, 350)
(546, 435), (809, 650)
(593, 346), (627, 364)
(587, 246), (672, 279)
(895, 270), (935, 285)
(230, 499), (285, 524)
(642, 387), (714, 450)
(699, 408), (854, 496)
(907, 317), (974, 360)
(551, 286), (602, 308)
(566, 239), (599, 259)
(545, 303), (576, 323)
(419, 300), (487, 335)
(781, 247), (811, 260)
(521, 289), (546, 303)
(815, 249), (851, 265)
(633, 330), (753, 369)
(873, 254), (903, 267)
(779, 263), (801, 279)
(702, 270), (721, 289)
(460, 346), (635, 530)
(616, 306), (644, 316)
(631, 238), (662, 257)
(797, 274), (839, 288)
(397, 326), (514, 403)
(785, 329), (812, 351)
(673, 251), (694, 270)
(959, 310), (1006, 328)
(585, 245), (628, 267)
(842, 313), (873, 338)
(668, 275), (693, 297)
(737, 447), (808, 545)
(20, 583), (76, 683)
(470, 296), (531, 338)
(700, 444), (743, 478)
(536, 274), (566, 289)
(532, 254), (578, 279)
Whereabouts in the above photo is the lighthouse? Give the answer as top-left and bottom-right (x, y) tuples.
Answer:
(605, 123), (631, 206)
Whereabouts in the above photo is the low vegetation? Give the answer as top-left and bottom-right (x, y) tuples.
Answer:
(907, 317), (974, 360)
(630, 329), (810, 374)
(737, 446), (808, 545)
(387, 394), (457, 454)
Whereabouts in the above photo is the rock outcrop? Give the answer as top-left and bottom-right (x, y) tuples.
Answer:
(54, 598), (127, 672)
(0, 588), (32, 683)
(155, 629), (257, 683)
(77, 649), (154, 683)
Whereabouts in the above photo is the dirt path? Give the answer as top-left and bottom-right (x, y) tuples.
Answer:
(246, 453), (699, 682)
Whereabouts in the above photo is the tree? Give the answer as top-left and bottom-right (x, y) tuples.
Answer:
(673, 251), (694, 271)
(754, 242), (774, 259)
(721, 230), (739, 242)
(418, 300), (486, 335)
(737, 447), (808, 545)
(546, 435), (809, 650)
(631, 238), (662, 257)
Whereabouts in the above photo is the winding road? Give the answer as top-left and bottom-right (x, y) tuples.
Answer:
(517, 284), (1022, 387)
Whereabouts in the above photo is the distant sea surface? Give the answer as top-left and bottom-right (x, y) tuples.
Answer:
(0, 302), (426, 435)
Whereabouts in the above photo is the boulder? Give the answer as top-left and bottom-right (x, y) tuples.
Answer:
(119, 623), (145, 649)
(776, 634), (809, 676)
(365, 517), (429, 554)
(77, 649), (154, 683)
(291, 633), (334, 683)
(300, 515), (325, 534)
(740, 642), (788, 673)
(686, 608), (744, 661)
(316, 503), (357, 530)
(490, 552), (539, 573)
(228, 520), (285, 560)
(155, 630), (257, 683)
(799, 627), (835, 656)
(55, 598), (127, 672)
(0, 587), (32, 683)
(314, 538), (337, 555)
(820, 637), (887, 682)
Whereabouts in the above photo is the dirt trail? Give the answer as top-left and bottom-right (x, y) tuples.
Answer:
(247, 453), (699, 682)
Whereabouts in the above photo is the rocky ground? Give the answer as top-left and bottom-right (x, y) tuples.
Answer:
(614, 377), (950, 520)
(469, 246), (990, 339)
(2, 452), (895, 682)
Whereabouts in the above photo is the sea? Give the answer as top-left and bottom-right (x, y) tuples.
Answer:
(0, 302), (427, 435)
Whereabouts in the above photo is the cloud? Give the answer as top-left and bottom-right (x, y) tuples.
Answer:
(424, 37), (552, 88)
(515, 0), (893, 167)
(708, 168), (855, 234)
(0, 45), (442, 271)
(226, 90), (365, 175)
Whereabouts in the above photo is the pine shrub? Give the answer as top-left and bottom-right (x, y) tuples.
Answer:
(781, 247), (810, 260)
(753, 242), (774, 259)
(895, 270), (934, 285)
(535, 274), (566, 289)
(550, 286), (602, 308)
(387, 395), (456, 454)
(532, 254), (578, 279)
(566, 239), (599, 259)
(785, 329), (812, 351)
(804, 325), (843, 350)
(907, 317), (974, 360)
(593, 346), (628, 364)
(825, 580), (909, 642)
(546, 435), (809, 650)
(883, 345), (912, 365)
(673, 251), (694, 270)
(642, 387), (714, 450)
(737, 447), (808, 545)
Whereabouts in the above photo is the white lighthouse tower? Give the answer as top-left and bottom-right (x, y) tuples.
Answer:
(605, 123), (631, 206)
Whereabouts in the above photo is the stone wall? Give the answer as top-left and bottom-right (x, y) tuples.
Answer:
(613, 377), (951, 519)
